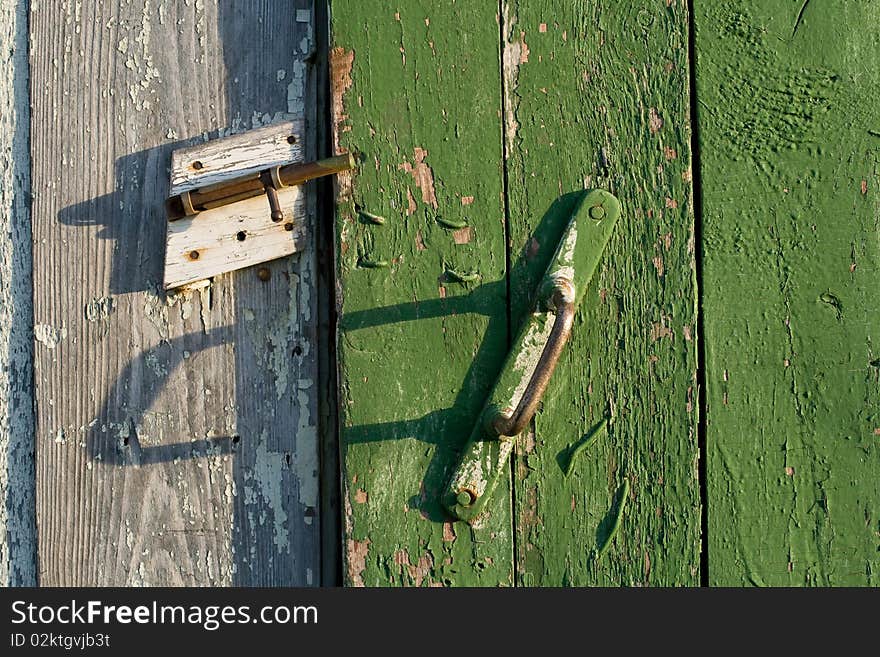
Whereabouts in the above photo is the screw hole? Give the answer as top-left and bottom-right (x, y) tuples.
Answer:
(192, 160), (204, 170)
(287, 135), (297, 144)
(236, 231), (247, 242)
(189, 250), (200, 260)
(284, 222), (294, 232)
(293, 344), (303, 356)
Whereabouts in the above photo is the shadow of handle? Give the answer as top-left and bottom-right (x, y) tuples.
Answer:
(87, 325), (235, 466)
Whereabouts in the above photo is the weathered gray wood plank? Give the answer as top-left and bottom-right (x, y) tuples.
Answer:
(32, 0), (321, 586)
(0, 0), (36, 587)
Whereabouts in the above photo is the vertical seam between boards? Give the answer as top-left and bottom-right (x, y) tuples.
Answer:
(315, 0), (342, 586)
(686, 0), (710, 588)
(22, 0), (38, 587)
(498, 0), (518, 587)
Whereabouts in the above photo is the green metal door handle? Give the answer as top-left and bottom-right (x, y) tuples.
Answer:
(490, 283), (576, 439)
(444, 189), (620, 522)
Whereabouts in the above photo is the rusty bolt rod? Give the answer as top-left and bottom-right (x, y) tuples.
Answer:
(166, 153), (356, 221)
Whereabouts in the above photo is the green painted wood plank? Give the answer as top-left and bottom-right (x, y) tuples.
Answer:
(503, 0), (701, 585)
(695, 1), (880, 586)
(330, 1), (513, 586)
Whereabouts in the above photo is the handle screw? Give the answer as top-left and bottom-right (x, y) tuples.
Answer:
(257, 267), (271, 282)
(589, 205), (606, 220)
(456, 490), (476, 507)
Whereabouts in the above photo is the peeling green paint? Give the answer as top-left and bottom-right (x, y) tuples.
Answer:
(332, 1), (513, 586)
(696, 0), (880, 586)
(505, 0), (700, 586)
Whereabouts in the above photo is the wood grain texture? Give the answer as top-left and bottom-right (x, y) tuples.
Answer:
(32, 0), (321, 586)
(504, 0), (700, 585)
(0, 0), (36, 586)
(331, 1), (513, 586)
(696, 1), (880, 585)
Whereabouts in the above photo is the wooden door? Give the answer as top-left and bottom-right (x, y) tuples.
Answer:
(330, 1), (700, 586)
(2, 0), (877, 589)
(26, 0), (326, 586)
(330, 0), (879, 586)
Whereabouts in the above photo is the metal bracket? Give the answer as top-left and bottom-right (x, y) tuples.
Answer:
(444, 189), (620, 522)
(163, 121), (354, 290)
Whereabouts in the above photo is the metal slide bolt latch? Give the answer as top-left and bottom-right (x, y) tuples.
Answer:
(162, 122), (358, 290)
(166, 153), (356, 223)
(444, 189), (620, 522)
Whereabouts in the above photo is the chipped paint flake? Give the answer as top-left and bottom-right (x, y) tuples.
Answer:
(649, 107), (663, 134)
(502, 11), (526, 151)
(251, 437), (290, 554)
(34, 323), (67, 349)
(547, 219), (578, 284)
(85, 296), (115, 322)
(294, 389), (319, 509)
(287, 60), (306, 116)
(399, 147), (438, 209)
(330, 47), (355, 155)
(452, 226), (473, 244)
(510, 314), (555, 409)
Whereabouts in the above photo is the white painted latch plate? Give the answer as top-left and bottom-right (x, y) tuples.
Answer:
(163, 121), (307, 290)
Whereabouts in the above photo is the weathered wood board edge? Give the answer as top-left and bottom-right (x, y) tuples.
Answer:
(0, 0), (36, 587)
